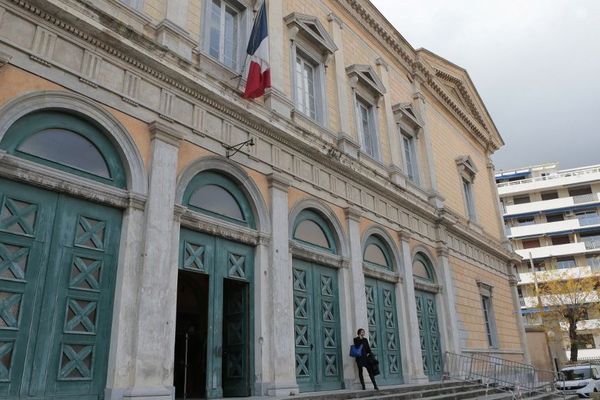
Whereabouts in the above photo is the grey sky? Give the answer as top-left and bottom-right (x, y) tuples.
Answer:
(370, 0), (600, 171)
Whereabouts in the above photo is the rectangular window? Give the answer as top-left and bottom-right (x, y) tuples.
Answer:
(295, 54), (317, 120)
(481, 295), (497, 347)
(516, 217), (535, 226)
(541, 191), (559, 200)
(513, 195), (531, 205)
(586, 254), (600, 270)
(546, 213), (564, 223)
(533, 261), (546, 271)
(402, 132), (419, 183)
(356, 97), (379, 159)
(463, 178), (476, 220)
(556, 257), (576, 269)
(569, 186), (592, 197)
(551, 235), (570, 246)
(208, 0), (239, 70)
(522, 238), (540, 249)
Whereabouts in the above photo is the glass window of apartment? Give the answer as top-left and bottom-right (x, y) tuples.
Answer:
(206, 0), (244, 70)
(577, 334), (595, 349)
(541, 191), (559, 200)
(551, 235), (571, 246)
(556, 256), (576, 269)
(533, 261), (546, 271)
(516, 217), (535, 226)
(568, 186), (592, 197)
(581, 232), (600, 250)
(513, 195), (531, 205)
(546, 213), (564, 223)
(402, 130), (419, 184)
(522, 238), (540, 249)
(356, 96), (379, 159)
(586, 254), (600, 270)
(576, 209), (599, 226)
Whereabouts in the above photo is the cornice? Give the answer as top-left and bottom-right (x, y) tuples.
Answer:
(0, 50), (11, 67)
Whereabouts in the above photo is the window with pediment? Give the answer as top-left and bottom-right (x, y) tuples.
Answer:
(285, 13), (337, 125)
(347, 65), (385, 161)
(203, 0), (251, 71)
(456, 156), (478, 221)
(393, 103), (423, 185)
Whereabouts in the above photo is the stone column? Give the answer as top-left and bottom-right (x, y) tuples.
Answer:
(264, 0), (293, 117)
(267, 173), (298, 395)
(412, 79), (443, 208)
(508, 265), (532, 364)
(487, 158), (510, 244)
(399, 231), (428, 383)
(342, 207), (368, 388)
(105, 198), (146, 400)
(129, 121), (184, 399)
(436, 246), (461, 354)
(376, 57), (405, 186)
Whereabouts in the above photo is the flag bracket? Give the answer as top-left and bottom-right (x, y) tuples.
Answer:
(224, 138), (255, 158)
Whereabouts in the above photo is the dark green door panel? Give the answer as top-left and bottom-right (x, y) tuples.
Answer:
(415, 290), (443, 381)
(293, 259), (343, 392)
(177, 229), (254, 398)
(0, 178), (122, 399)
(364, 278), (403, 385)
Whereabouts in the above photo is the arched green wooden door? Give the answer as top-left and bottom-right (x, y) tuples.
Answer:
(177, 171), (256, 398)
(0, 111), (125, 399)
(292, 210), (343, 392)
(364, 279), (403, 385)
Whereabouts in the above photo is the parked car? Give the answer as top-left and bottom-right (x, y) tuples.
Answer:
(556, 365), (600, 398)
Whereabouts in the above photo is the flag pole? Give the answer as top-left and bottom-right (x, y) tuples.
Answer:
(237, 0), (264, 93)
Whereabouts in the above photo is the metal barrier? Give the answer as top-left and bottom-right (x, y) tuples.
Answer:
(443, 352), (566, 399)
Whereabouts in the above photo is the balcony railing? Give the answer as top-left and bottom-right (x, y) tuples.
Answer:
(583, 238), (600, 250)
(502, 193), (600, 217)
(573, 193), (597, 204)
(578, 215), (600, 226)
(497, 165), (600, 188)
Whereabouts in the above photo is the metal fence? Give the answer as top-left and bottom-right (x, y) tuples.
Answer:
(443, 352), (565, 399)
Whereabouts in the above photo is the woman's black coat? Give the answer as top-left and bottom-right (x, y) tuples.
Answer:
(353, 336), (372, 368)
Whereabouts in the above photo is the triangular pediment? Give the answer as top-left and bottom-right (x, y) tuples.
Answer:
(392, 102), (423, 129)
(346, 64), (386, 96)
(284, 12), (338, 54)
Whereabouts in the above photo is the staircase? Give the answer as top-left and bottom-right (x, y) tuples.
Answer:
(276, 381), (577, 400)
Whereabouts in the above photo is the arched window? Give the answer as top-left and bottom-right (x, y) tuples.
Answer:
(413, 253), (434, 282)
(292, 209), (336, 253)
(363, 235), (393, 271)
(183, 171), (255, 228)
(1, 111), (126, 187)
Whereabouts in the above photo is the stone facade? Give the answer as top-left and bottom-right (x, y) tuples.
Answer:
(0, 0), (527, 399)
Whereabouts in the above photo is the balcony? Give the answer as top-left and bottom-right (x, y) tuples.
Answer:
(560, 319), (600, 331)
(506, 215), (600, 238)
(502, 193), (600, 217)
(497, 165), (600, 195)
(515, 242), (586, 259)
(522, 292), (600, 308)
(518, 265), (598, 285)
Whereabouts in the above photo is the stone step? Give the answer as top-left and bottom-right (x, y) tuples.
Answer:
(356, 385), (503, 400)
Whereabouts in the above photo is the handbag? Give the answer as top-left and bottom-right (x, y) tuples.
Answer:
(367, 355), (380, 376)
(349, 344), (363, 358)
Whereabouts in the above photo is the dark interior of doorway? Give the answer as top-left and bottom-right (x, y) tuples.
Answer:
(174, 270), (208, 399)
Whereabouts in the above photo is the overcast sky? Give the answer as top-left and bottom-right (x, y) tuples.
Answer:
(370, 0), (600, 171)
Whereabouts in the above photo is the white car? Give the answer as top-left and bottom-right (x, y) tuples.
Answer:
(556, 365), (600, 398)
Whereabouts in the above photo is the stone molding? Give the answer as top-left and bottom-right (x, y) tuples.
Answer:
(289, 241), (349, 269)
(362, 263), (402, 284)
(149, 120), (185, 147)
(0, 49), (11, 67)
(268, 172), (291, 191)
(344, 206), (362, 222)
(179, 208), (263, 247)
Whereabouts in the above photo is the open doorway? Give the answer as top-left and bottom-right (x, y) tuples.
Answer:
(174, 270), (209, 399)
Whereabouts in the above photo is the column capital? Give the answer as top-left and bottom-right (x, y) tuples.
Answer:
(508, 275), (519, 287)
(398, 229), (412, 243)
(436, 246), (449, 258)
(344, 206), (362, 222)
(376, 57), (389, 72)
(0, 50), (12, 68)
(268, 172), (291, 191)
(327, 12), (344, 29)
(149, 120), (185, 147)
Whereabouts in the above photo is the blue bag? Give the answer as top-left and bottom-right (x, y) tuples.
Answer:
(349, 344), (363, 358)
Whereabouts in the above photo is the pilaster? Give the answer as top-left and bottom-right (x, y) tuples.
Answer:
(129, 121), (184, 398)
(436, 244), (461, 354)
(266, 173), (299, 395)
(487, 157), (509, 241)
(376, 57), (404, 182)
(328, 13), (352, 150)
(156, 0), (195, 61)
(398, 231), (429, 383)
(508, 262), (532, 365)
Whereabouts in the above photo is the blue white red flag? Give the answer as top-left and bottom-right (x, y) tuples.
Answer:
(243, 1), (270, 99)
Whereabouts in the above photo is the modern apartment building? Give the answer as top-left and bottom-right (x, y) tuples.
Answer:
(496, 163), (600, 353)
(0, 0), (526, 399)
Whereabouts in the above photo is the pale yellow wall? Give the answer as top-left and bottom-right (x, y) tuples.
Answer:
(526, 329), (554, 371)
(0, 66), (152, 170)
(450, 255), (523, 353)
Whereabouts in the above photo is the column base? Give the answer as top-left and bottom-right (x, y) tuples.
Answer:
(106, 386), (174, 400)
(267, 381), (300, 396)
(409, 374), (430, 384)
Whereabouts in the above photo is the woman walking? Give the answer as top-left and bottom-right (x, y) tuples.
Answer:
(353, 328), (379, 390)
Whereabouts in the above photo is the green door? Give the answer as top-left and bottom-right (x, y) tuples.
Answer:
(293, 259), (342, 392)
(178, 229), (253, 398)
(0, 178), (121, 399)
(364, 278), (403, 385)
(415, 290), (443, 381)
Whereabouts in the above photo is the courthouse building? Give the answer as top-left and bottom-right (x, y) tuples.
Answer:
(0, 0), (527, 399)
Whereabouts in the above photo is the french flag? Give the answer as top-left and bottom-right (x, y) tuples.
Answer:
(243, 1), (271, 99)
